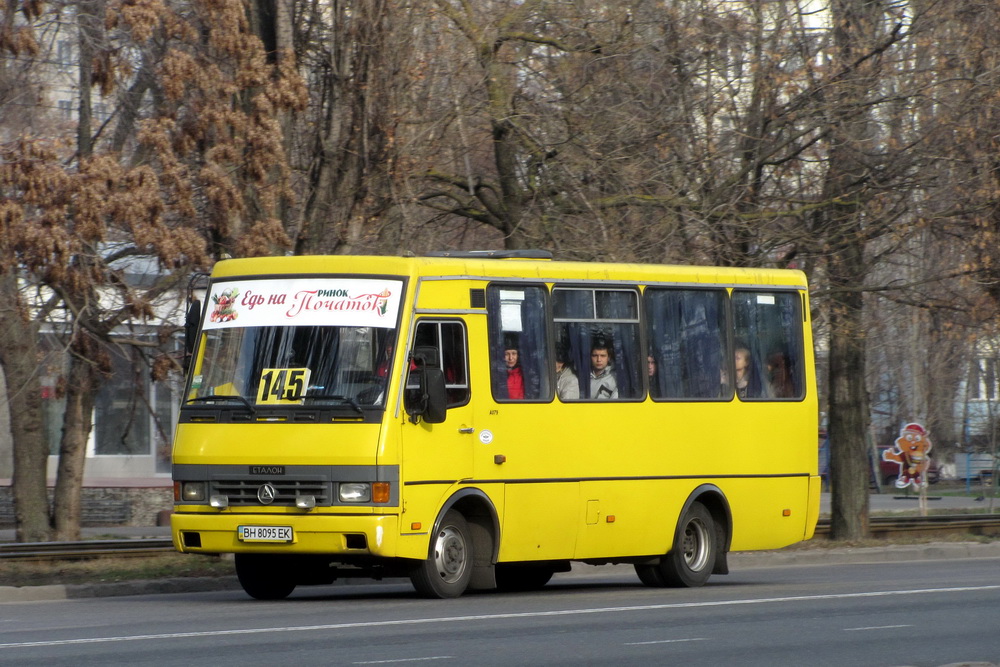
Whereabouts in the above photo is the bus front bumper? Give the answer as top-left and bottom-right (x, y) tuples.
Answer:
(171, 511), (401, 557)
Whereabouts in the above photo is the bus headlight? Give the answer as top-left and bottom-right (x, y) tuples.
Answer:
(181, 482), (207, 502)
(339, 483), (371, 502)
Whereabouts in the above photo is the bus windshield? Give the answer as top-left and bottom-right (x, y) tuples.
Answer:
(191, 325), (396, 407)
(188, 277), (404, 408)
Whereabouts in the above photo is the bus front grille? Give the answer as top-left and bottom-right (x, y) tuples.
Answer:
(211, 479), (332, 506)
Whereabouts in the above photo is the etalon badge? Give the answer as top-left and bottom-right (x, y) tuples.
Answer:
(257, 483), (277, 504)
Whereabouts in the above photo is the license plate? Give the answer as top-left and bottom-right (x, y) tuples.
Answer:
(238, 525), (293, 542)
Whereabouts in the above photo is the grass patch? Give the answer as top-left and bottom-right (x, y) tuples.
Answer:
(0, 553), (234, 588)
(785, 533), (999, 551)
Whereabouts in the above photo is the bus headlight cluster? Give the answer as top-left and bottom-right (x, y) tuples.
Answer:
(181, 482), (206, 502)
(339, 483), (371, 502)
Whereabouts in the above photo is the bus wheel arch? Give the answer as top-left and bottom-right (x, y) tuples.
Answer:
(685, 485), (732, 576)
(635, 485), (732, 588)
(410, 489), (499, 597)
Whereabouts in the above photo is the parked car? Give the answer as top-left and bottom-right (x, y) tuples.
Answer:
(876, 444), (939, 487)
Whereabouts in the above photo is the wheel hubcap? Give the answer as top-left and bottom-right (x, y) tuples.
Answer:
(681, 517), (711, 572)
(433, 525), (468, 583)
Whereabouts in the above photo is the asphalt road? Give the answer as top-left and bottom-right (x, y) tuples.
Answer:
(0, 550), (998, 666)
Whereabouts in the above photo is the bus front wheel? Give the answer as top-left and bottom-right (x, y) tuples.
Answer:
(235, 553), (297, 600)
(410, 510), (473, 598)
(635, 501), (716, 588)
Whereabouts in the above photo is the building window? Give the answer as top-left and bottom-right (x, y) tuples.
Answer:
(94, 347), (151, 455)
(57, 39), (73, 68)
(969, 358), (999, 401)
(57, 100), (73, 119)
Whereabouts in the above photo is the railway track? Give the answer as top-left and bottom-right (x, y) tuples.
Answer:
(1, 514), (999, 562)
(813, 513), (1000, 539)
(0, 538), (174, 561)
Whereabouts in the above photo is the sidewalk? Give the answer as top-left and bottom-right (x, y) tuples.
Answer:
(824, 490), (1000, 515)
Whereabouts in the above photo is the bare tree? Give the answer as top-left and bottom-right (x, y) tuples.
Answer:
(0, 0), (306, 540)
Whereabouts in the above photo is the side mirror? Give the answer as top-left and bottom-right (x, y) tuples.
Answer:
(183, 299), (202, 371)
(421, 368), (448, 424)
(405, 364), (448, 424)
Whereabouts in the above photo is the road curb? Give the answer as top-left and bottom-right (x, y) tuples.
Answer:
(730, 541), (1000, 568)
(0, 576), (242, 603)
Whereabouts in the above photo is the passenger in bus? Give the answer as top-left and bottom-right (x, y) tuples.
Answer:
(767, 351), (795, 398)
(555, 346), (580, 400)
(734, 346), (768, 399)
(504, 339), (525, 399)
(647, 354), (660, 398)
(590, 342), (618, 399)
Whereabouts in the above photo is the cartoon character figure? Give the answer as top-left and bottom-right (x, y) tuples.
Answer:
(882, 422), (933, 489)
(210, 288), (239, 323)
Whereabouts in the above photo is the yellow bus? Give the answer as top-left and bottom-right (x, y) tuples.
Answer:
(171, 251), (819, 599)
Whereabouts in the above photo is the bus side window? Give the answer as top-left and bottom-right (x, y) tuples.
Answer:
(644, 288), (728, 400)
(409, 320), (470, 407)
(731, 291), (805, 401)
(486, 285), (552, 402)
(553, 288), (642, 400)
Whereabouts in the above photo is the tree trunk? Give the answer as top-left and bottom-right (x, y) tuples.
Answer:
(827, 240), (871, 539)
(0, 272), (50, 542)
(294, 0), (391, 255)
(821, 0), (889, 541)
(51, 350), (97, 542)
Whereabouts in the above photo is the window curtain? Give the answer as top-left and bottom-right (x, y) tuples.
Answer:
(518, 287), (548, 399)
(486, 287), (509, 399)
(556, 290), (593, 398)
(646, 290), (726, 399)
(732, 292), (770, 399)
(603, 291), (640, 399)
(487, 285), (549, 400)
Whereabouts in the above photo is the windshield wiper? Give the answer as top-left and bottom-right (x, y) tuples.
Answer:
(185, 394), (257, 416)
(301, 394), (363, 414)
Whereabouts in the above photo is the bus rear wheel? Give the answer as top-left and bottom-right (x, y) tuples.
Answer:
(410, 510), (473, 598)
(235, 553), (297, 600)
(635, 501), (716, 589)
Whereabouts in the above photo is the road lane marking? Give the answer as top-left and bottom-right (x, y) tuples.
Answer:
(625, 638), (707, 645)
(844, 624), (913, 632)
(352, 658), (453, 664)
(1, 585), (998, 650)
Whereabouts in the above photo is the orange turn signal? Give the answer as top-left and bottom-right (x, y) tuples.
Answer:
(372, 482), (391, 504)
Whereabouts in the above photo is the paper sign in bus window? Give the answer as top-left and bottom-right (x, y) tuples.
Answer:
(256, 368), (311, 404)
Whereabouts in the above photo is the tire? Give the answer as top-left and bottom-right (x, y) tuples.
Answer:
(410, 510), (473, 598)
(494, 564), (554, 592)
(634, 563), (666, 587)
(234, 553), (297, 600)
(661, 502), (716, 587)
